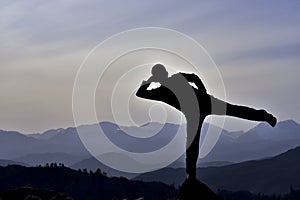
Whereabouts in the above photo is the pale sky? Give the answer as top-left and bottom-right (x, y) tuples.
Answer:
(0, 0), (299, 133)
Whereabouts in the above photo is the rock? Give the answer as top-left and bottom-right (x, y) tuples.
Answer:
(180, 178), (221, 200)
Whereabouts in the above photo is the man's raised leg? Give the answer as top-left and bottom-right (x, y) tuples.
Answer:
(210, 96), (277, 127)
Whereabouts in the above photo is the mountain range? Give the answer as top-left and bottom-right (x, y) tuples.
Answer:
(134, 146), (300, 194)
(0, 120), (300, 178)
(0, 165), (178, 200)
(1, 164), (300, 200)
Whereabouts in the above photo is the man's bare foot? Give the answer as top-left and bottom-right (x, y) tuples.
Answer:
(265, 112), (277, 127)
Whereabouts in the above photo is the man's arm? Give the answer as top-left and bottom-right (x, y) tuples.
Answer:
(136, 80), (151, 98)
(136, 77), (181, 110)
(136, 77), (163, 100)
(180, 73), (207, 93)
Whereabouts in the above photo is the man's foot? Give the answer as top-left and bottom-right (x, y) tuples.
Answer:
(265, 112), (277, 127)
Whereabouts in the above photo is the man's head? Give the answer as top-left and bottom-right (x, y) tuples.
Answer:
(151, 63), (168, 82)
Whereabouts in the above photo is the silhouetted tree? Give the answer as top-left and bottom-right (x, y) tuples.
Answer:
(95, 168), (101, 175)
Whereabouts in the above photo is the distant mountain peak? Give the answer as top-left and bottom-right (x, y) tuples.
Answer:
(277, 119), (300, 128)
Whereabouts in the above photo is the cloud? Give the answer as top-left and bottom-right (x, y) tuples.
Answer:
(0, 0), (299, 132)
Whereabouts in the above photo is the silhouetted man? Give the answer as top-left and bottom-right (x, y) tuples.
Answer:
(136, 64), (277, 179)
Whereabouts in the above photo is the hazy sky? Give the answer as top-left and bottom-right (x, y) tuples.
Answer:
(0, 0), (299, 133)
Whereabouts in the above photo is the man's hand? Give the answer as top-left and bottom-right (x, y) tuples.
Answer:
(143, 76), (158, 84)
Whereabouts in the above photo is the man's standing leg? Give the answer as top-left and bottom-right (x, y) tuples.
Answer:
(185, 118), (203, 179)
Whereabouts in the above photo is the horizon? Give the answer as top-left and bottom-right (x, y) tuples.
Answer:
(1, 118), (298, 135)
